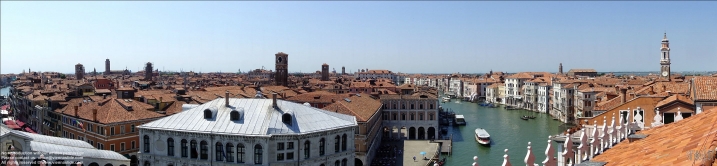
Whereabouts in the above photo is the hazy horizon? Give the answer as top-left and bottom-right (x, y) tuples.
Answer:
(2, 2), (716, 74)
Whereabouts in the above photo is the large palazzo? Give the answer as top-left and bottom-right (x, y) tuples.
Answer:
(138, 93), (357, 166)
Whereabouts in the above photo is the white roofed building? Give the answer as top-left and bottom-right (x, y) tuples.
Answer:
(138, 93), (357, 166)
(0, 125), (130, 166)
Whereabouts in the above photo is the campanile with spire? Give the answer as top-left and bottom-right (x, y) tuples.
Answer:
(660, 33), (671, 81)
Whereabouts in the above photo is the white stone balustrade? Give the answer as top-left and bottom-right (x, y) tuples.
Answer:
(481, 113), (635, 166)
(524, 142), (538, 166)
(502, 149), (512, 166)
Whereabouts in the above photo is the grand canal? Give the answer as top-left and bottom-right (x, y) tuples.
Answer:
(440, 100), (563, 165)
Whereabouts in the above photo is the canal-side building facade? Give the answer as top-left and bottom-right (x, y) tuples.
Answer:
(537, 82), (551, 113)
(138, 96), (357, 166)
(379, 93), (439, 140)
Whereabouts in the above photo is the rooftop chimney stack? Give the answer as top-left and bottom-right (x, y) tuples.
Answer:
(92, 109), (98, 122)
(74, 106), (79, 117)
(225, 91), (230, 107)
(272, 93), (278, 108)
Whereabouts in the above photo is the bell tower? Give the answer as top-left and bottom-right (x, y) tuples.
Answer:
(275, 52), (289, 86)
(660, 33), (671, 81)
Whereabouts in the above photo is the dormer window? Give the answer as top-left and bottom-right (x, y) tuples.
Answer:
(282, 112), (293, 126)
(230, 108), (244, 121)
(204, 110), (212, 119)
(204, 106), (218, 119)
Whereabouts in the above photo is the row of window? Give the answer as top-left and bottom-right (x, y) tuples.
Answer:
(384, 112), (435, 121)
(62, 116), (136, 135)
(145, 134), (349, 164)
(383, 103), (435, 110)
(63, 131), (136, 152)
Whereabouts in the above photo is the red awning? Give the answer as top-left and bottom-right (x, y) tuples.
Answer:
(15, 121), (25, 127)
(24, 127), (36, 133)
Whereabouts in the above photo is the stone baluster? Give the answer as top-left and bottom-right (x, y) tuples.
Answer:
(600, 119), (608, 153)
(525, 142), (537, 166)
(502, 149), (512, 166)
(651, 108), (663, 128)
(473, 156), (479, 166)
(590, 121), (599, 159)
(577, 129), (589, 163)
(674, 108), (683, 122)
(542, 136), (557, 166)
(616, 112), (623, 141)
(561, 131), (574, 166)
(609, 114), (617, 146)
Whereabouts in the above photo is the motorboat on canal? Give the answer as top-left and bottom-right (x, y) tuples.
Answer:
(521, 116), (529, 120)
(455, 115), (466, 125)
(442, 97), (451, 102)
(475, 128), (491, 146)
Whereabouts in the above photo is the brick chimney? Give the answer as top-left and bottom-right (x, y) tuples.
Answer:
(272, 93), (278, 108)
(74, 106), (79, 117)
(225, 91), (230, 107)
(620, 87), (628, 104)
(92, 109), (98, 122)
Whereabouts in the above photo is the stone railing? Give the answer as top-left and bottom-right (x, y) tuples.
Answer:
(471, 113), (633, 166)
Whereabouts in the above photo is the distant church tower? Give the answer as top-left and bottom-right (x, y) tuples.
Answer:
(145, 62), (154, 81)
(75, 63), (85, 80)
(660, 33), (671, 81)
(559, 63), (563, 75)
(275, 52), (289, 86)
(105, 59), (111, 75)
(321, 63), (329, 81)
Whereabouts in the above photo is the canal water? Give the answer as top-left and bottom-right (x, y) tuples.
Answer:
(440, 100), (563, 165)
(1, 87), (9, 96)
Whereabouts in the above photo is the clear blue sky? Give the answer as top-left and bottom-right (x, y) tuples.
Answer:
(2, 2), (716, 74)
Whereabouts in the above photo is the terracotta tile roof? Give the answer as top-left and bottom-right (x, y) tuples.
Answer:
(286, 91), (350, 104)
(694, 76), (717, 101)
(323, 93), (382, 122)
(656, 94), (694, 108)
(506, 72), (534, 79)
(57, 98), (165, 124)
(592, 107), (717, 166)
(595, 96), (622, 111)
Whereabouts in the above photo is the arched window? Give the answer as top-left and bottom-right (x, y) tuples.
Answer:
(341, 158), (348, 166)
(419, 113), (424, 120)
(401, 104), (406, 109)
(429, 104), (434, 109)
(401, 113), (406, 120)
(419, 104), (424, 109)
(335, 160), (340, 166)
(319, 138), (325, 156)
(334, 135), (340, 152)
(180, 139), (188, 158)
(167, 138), (174, 156)
(282, 113), (292, 125)
(304, 140), (311, 159)
(341, 134), (347, 151)
(254, 144), (263, 164)
(410, 113), (415, 120)
(204, 110), (212, 119)
(200, 141), (208, 160)
(143, 135), (150, 153)
(410, 104), (414, 109)
(215, 142), (223, 161)
(226, 143), (234, 162)
(190, 140), (198, 159)
(237, 144), (245, 163)
(143, 161), (150, 166)
(429, 113), (434, 120)
(230, 111), (240, 121)
(392, 104), (396, 109)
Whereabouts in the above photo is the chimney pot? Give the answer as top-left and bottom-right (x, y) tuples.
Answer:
(225, 91), (230, 107)
(272, 93), (278, 108)
(74, 106), (79, 116)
